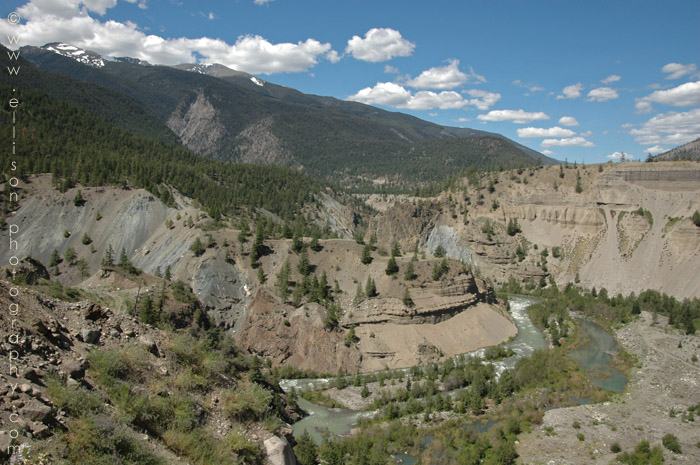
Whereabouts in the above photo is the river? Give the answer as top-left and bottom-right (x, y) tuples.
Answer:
(282, 295), (627, 445)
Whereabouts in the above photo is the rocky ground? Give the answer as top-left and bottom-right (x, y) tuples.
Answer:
(517, 311), (700, 464)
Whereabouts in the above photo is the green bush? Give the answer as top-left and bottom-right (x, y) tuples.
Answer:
(222, 382), (272, 422)
(611, 442), (621, 453)
(662, 433), (681, 453)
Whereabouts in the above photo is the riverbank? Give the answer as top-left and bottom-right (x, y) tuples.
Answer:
(517, 311), (700, 464)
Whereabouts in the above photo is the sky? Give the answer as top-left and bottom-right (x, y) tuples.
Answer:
(2, 0), (700, 164)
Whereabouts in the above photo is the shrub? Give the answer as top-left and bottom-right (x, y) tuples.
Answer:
(662, 433), (682, 453)
(611, 442), (621, 453)
(222, 382), (272, 422)
(693, 210), (700, 227)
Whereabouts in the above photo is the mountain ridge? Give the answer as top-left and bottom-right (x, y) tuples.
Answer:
(17, 43), (555, 191)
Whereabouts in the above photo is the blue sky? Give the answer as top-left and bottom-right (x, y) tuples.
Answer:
(2, 0), (700, 163)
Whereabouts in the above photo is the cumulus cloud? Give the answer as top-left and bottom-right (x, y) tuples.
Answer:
(601, 75), (621, 84)
(662, 62), (697, 80)
(477, 109), (549, 124)
(462, 89), (501, 110)
(513, 79), (545, 93)
(384, 65), (399, 74)
(558, 116), (579, 127)
(556, 82), (584, 100)
(0, 1), (332, 74)
(406, 59), (467, 89)
(345, 28), (415, 63)
(586, 87), (619, 102)
(606, 152), (634, 160)
(541, 137), (595, 148)
(517, 126), (576, 138)
(629, 108), (700, 146)
(348, 82), (498, 111)
(541, 149), (555, 155)
(645, 145), (667, 155)
(635, 81), (700, 113)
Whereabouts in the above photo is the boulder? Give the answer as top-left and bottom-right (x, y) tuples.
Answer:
(264, 435), (297, 465)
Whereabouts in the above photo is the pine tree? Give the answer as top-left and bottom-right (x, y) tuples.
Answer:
(361, 243), (372, 264)
(403, 287), (413, 307)
(257, 266), (266, 284)
(73, 190), (85, 206)
(298, 248), (311, 276)
(309, 231), (322, 252)
(164, 265), (172, 281)
(404, 261), (416, 280)
(190, 237), (205, 256)
(64, 247), (76, 265)
(276, 260), (290, 300)
(385, 256), (399, 275)
(354, 283), (364, 304)
(365, 276), (377, 297)
(118, 248), (130, 268)
(294, 431), (318, 465)
(434, 245), (446, 258)
(81, 233), (92, 245)
(101, 245), (114, 267)
(391, 241), (401, 257)
(154, 266), (162, 278)
(49, 249), (62, 267)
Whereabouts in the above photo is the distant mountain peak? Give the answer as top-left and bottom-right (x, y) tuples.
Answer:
(43, 42), (105, 68)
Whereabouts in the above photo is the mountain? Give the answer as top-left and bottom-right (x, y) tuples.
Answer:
(18, 44), (555, 191)
(654, 137), (700, 161)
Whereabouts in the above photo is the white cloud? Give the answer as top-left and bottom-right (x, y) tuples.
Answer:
(645, 145), (667, 155)
(513, 79), (545, 93)
(586, 87), (619, 102)
(606, 152), (634, 160)
(556, 82), (584, 100)
(629, 108), (700, 146)
(345, 28), (415, 63)
(621, 123), (634, 129)
(662, 62), (697, 80)
(541, 149), (555, 155)
(348, 82), (499, 111)
(124, 0), (147, 10)
(477, 109), (549, 124)
(541, 137), (595, 148)
(456, 117), (472, 122)
(254, 0), (274, 5)
(462, 89), (501, 110)
(325, 49), (341, 63)
(0, 2), (332, 74)
(558, 116), (579, 126)
(635, 81), (700, 113)
(384, 65), (399, 74)
(465, 66), (487, 84)
(517, 126), (576, 138)
(406, 59), (467, 89)
(601, 75), (621, 84)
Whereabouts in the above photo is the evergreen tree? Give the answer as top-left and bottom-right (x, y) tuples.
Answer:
(257, 266), (266, 284)
(118, 248), (130, 268)
(64, 247), (76, 265)
(294, 431), (318, 465)
(101, 245), (114, 267)
(81, 233), (92, 245)
(692, 210), (700, 227)
(154, 266), (162, 278)
(404, 261), (416, 280)
(309, 231), (322, 252)
(365, 276), (377, 297)
(292, 232), (304, 253)
(49, 249), (62, 267)
(385, 256), (399, 275)
(276, 260), (290, 300)
(190, 237), (205, 256)
(73, 190), (85, 206)
(391, 241), (401, 257)
(139, 295), (159, 325)
(164, 265), (172, 281)
(354, 283), (364, 304)
(361, 243), (372, 264)
(403, 287), (413, 307)
(298, 248), (311, 276)
(434, 245), (446, 258)
(575, 170), (583, 193)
